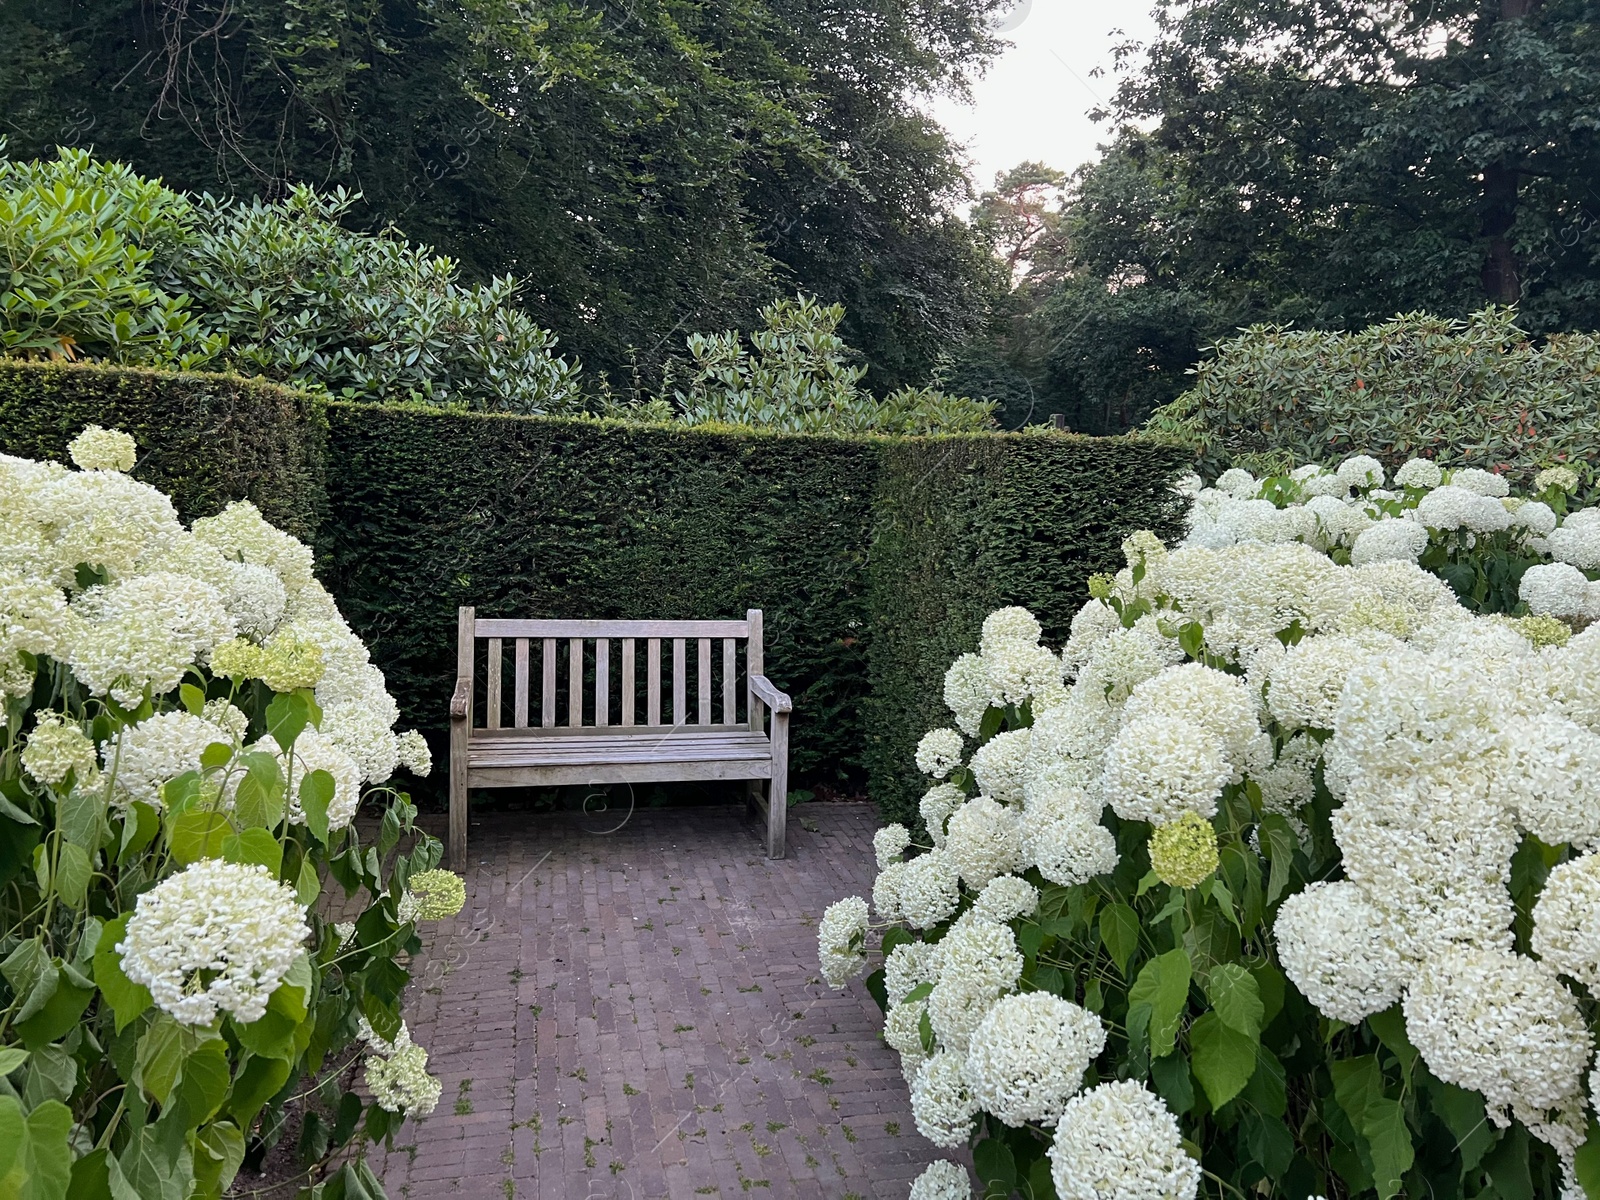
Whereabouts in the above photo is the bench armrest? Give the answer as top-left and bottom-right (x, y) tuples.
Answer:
(750, 674), (792, 714)
(450, 676), (472, 721)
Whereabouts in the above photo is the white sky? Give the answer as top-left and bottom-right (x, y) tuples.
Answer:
(925, 0), (1161, 199)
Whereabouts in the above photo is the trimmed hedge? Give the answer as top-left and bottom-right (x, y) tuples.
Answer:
(0, 360), (326, 538)
(321, 403), (878, 781)
(0, 361), (1193, 818)
(865, 434), (1192, 822)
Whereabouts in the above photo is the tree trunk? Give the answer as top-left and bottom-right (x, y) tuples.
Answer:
(1480, 159), (1521, 306)
(1477, 0), (1543, 305)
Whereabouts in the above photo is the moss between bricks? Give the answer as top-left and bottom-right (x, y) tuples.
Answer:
(0, 362), (1192, 820)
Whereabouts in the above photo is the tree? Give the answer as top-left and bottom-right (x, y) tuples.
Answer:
(1008, 0), (1600, 432)
(0, 0), (1008, 388)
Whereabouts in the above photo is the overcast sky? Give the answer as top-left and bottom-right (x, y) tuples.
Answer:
(924, 0), (1161, 200)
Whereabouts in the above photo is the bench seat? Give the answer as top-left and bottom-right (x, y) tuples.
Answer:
(467, 729), (777, 786)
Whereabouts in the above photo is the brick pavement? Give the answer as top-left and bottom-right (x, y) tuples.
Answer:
(367, 800), (942, 1200)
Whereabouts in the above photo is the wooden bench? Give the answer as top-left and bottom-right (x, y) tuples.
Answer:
(448, 608), (792, 865)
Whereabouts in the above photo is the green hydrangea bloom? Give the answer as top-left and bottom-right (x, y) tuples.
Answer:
(1149, 812), (1219, 889)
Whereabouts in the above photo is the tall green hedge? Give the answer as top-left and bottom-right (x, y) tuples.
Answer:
(321, 403), (878, 781)
(865, 434), (1192, 823)
(0, 360), (326, 538)
(0, 361), (1193, 818)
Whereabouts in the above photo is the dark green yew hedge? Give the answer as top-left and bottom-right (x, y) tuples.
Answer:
(0, 362), (1192, 817)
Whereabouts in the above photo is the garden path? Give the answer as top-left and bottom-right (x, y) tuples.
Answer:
(367, 801), (937, 1200)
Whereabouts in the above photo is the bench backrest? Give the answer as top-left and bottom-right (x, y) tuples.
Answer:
(456, 609), (766, 734)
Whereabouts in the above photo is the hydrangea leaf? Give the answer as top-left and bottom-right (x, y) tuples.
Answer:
(226, 1056), (292, 1128)
(1202, 964), (1263, 1037)
(1188, 1011), (1258, 1108)
(13, 964), (95, 1050)
(299, 771), (336, 845)
(192, 1121), (246, 1200)
(221, 828), (282, 876)
(169, 811), (229, 865)
(1361, 1097), (1413, 1200)
(1099, 903), (1140, 974)
(1127, 948), (1191, 1058)
(1571, 1118), (1600, 1200)
(94, 916), (153, 1034)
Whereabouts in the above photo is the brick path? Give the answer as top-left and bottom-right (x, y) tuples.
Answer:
(368, 801), (941, 1200)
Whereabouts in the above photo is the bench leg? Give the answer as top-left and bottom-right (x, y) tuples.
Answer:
(449, 723), (468, 868)
(766, 711), (789, 859)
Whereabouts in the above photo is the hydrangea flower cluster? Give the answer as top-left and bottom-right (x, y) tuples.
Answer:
(821, 488), (1600, 1199)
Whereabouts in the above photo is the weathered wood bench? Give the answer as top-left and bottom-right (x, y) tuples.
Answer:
(448, 608), (792, 865)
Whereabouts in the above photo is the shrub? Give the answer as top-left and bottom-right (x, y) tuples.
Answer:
(827, 527), (1600, 1200)
(669, 295), (996, 434)
(0, 430), (456, 1197)
(1147, 307), (1600, 489)
(0, 148), (583, 413)
(1178, 455), (1597, 615)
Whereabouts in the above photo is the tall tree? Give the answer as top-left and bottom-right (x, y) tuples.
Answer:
(0, 0), (1007, 387)
(1008, 0), (1600, 432)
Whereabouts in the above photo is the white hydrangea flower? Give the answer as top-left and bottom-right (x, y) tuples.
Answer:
(1215, 468), (1257, 499)
(973, 875), (1039, 923)
(980, 606), (1043, 652)
(1395, 458), (1443, 489)
(1533, 853), (1600, 990)
(885, 940), (939, 1007)
(884, 996), (931, 1057)
(108, 710), (237, 810)
(1265, 631), (1397, 732)
(118, 859), (309, 1025)
(68, 425), (137, 472)
(874, 823), (912, 869)
(21, 711), (98, 787)
(34, 469), (183, 582)
(916, 728), (966, 778)
(1501, 714), (1600, 849)
(276, 725), (363, 830)
(897, 849), (963, 929)
(69, 604), (210, 708)
(817, 896), (870, 988)
(919, 783), (966, 847)
(396, 730), (433, 776)
(1403, 943), (1589, 1118)
(943, 654), (994, 737)
(1550, 511), (1600, 571)
(218, 559), (289, 639)
(1337, 455), (1385, 490)
(970, 728), (1031, 804)
(1049, 1081), (1200, 1200)
(927, 915), (1024, 1052)
(1275, 881), (1406, 1023)
(1452, 467), (1511, 498)
(320, 700), (401, 784)
(1536, 466), (1580, 494)
(1349, 520), (1428, 566)
(1102, 714), (1230, 825)
(1512, 500), (1559, 538)
(1062, 600), (1123, 677)
(192, 500), (316, 595)
(1122, 663), (1262, 773)
(964, 992), (1105, 1127)
(909, 1161), (972, 1200)
(872, 861), (907, 921)
(1521, 562), (1591, 618)
(984, 639), (1065, 709)
(1416, 485), (1512, 534)
(910, 1051), (981, 1148)
(364, 1024), (443, 1118)
(944, 795), (1025, 890)
(1023, 786), (1118, 886)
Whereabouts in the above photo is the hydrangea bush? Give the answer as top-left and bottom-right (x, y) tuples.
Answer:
(824, 520), (1600, 1200)
(0, 429), (461, 1197)
(1180, 456), (1595, 617)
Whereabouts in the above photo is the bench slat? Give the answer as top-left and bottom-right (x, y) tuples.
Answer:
(541, 638), (556, 728)
(513, 638), (530, 728)
(470, 732), (772, 766)
(673, 639), (687, 726)
(722, 639), (736, 724)
(698, 638), (712, 725)
(647, 638), (661, 725)
(486, 638), (502, 730)
(568, 638), (583, 726)
(621, 638), (635, 726)
(477, 618), (748, 639)
(595, 639), (609, 727)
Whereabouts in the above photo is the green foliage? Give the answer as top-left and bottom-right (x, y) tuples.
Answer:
(0, 148), (583, 413)
(0, 359), (326, 538)
(672, 295), (995, 434)
(1147, 307), (1600, 488)
(0, 0), (1006, 391)
(863, 432), (1192, 824)
(0, 621), (439, 1200)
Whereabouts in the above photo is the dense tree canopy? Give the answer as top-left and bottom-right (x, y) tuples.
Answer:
(0, 0), (1007, 388)
(976, 0), (1600, 433)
